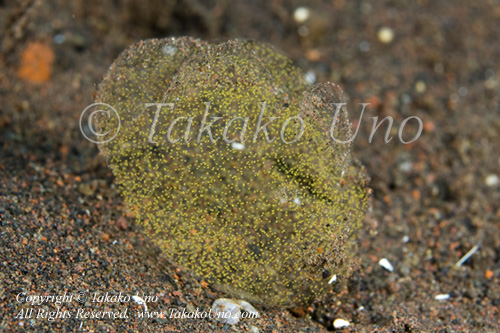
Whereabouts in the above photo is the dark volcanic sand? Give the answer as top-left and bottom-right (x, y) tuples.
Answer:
(1, 0), (499, 331)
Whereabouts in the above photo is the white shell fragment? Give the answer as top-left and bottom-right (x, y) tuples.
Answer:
(304, 70), (316, 85)
(415, 80), (427, 93)
(377, 27), (394, 44)
(378, 258), (394, 272)
(333, 318), (350, 329)
(485, 174), (499, 187)
(132, 295), (148, 312)
(293, 7), (310, 24)
(212, 299), (240, 325)
(435, 294), (450, 301)
(212, 298), (260, 325)
(249, 326), (259, 333)
(231, 142), (245, 150)
(238, 300), (259, 318)
(455, 244), (480, 267)
(328, 274), (337, 284)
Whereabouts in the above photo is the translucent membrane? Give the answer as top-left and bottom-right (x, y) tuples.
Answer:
(96, 37), (369, 307)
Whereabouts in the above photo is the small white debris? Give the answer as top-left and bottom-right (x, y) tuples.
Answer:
(249, 326), (259, 333)
(415, 80), (427, 93)
(212, 298), (259, 325)
(328, 274), (337, 284)
(112, 240), (118, 245)
(359, 41), (370, 52)
(378, 258), (394, 272)
(132, 295), (148, 312)
(402, 235), (410, 243)
(231, 142), (245, 150)
(455, 244), (480, 267)
(398, 161), (413, 173)
(237, 300), (259, 318)
(304, 70), (316, 85)
(378, 27), (395, 44)
(333, 318), (350, 329)
(357, 306), (365, 311)
(293, 7), (310, 24)
(163, 45), (177, 56)
(485, 174), (499, 187)
(435, 294), (450, 301)
(293, 197), (301, 205)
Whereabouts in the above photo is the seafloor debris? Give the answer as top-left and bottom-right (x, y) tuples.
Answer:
(378, 258), (394, 272)
(211, 298), (260, 325)
(333, 318), (350, 329)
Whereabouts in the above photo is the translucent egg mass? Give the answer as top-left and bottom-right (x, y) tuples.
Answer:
(95, 37), (369, 306)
